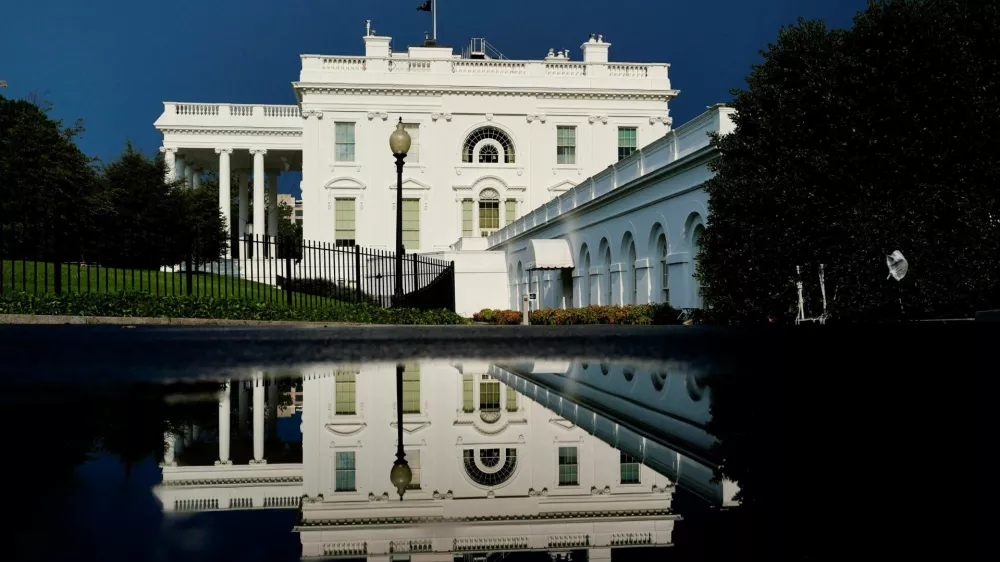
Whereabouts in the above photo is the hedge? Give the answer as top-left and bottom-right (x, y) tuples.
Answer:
(472, 304), (685, 325)
(0, 292), (466, 325)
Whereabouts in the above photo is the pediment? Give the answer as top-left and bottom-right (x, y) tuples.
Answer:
(389, 177), (432, 191)
(324, 176), (366, 190)
(390, 420), (432, 434)
(325, 422), (367, 436)
(547, 179), (577, 193)
(549, 418), (576, 430)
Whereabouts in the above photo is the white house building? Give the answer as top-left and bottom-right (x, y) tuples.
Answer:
(154, 30), (676, 253)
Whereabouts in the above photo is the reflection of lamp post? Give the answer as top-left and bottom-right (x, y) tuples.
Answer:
(388, 118), (411, 305)
(390, 363), (411, 500)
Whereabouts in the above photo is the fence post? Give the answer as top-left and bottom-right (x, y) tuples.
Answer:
(185, 251), (194, 296)
(284, 241), (293, 307)
(354, 245), (362, 303)
(412, 254), (419, 294)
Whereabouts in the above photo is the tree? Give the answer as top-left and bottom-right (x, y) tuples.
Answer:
(700, 0), (1000, 323)
(0, 95), (103, 261)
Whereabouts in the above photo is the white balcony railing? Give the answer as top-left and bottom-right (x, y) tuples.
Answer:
(164, 103), (300, 120)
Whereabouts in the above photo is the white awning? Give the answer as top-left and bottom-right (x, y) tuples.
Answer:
(525, 239), (574, 270)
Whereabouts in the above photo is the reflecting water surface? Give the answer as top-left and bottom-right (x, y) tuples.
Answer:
(2, 323), (979, 561)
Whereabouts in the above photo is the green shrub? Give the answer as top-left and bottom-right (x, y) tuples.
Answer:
(0, 292), (466, 325)
(472, 304), (684, 325)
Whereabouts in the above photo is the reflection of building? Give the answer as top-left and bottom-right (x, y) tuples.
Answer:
(297, 361), (677, 561)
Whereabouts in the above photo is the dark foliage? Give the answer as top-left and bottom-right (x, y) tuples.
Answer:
(700, 0), (1000, 323)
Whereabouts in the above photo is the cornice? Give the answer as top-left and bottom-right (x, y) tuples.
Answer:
(157, 126), (303, 137)
(160, 476), (303, 487)
(294, 82), (677, 101)
(297, 508), (677, 528)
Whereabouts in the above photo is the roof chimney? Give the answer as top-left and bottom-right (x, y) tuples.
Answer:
(580, 33), (610, 63)
(364, 34), (391, 58)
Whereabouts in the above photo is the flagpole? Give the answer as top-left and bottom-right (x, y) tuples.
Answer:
(432, 0), (437, 42)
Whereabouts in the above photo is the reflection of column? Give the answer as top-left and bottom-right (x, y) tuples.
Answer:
(267, 376), (278, 439)
(216, 381), (231, 465)
(251, 373), (266, 464)
(302, 375), (320, 498)
(162, 432), (176, 466)
(238, 379), (248, 438)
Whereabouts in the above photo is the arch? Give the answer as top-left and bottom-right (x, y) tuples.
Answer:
(692, 223), (705, 308)
(578, 244), (591, 307)
(597, 238), (612, 306)
(620, 232), (637, 305)
(622, 366), (635, 382)
(649, 223), (669, 305)
(478, 188), (501, 233)
(650, 371), (667, 392)
(463, 126), (516, 164)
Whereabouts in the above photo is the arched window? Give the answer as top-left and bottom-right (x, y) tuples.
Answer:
(463, 127), (516, 164)
(603, 245), (612, 306)
(463, 448), (518, 487)
(657, 233), (669, 304)
(692, 224), (705, 308)
(621, 233), (636, 305)
(579, 245), (591, 307)
(478, 188), (500, 234)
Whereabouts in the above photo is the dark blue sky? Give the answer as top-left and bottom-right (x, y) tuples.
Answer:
(2, 0), (865, 195)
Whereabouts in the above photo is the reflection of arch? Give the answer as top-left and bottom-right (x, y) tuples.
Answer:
(600, 363), (609, 376)
(463, 126), (516, 164)
(650, 371), (667, 391)
(463, 448), (518, 487)
(623, 366), (635, 382)
(579, 244), (591, 307)
(685, 373), (706, 402)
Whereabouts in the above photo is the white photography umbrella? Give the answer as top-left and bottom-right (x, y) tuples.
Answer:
(886, 250), (908, 281)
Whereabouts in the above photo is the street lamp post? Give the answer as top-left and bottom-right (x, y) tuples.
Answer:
(389, 119), (411, 306)
(390, 364), (412, 500)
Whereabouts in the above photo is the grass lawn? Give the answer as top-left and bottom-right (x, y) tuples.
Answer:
(1, 259), (343, 307)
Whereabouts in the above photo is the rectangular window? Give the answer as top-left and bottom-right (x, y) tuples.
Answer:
(462, 374), (474, 413)
(558, 446), (579, 486)
(557, 126), (576, 165)
(335, 451), (356, 491)
(504, 199), (516, 226)
(479, 376), (500, 412)
(402, 199), (420, 251)
(462, 199), (474, 237)
(403, 123), (420, 163)
(334, 372), (356, 415)
(335, 198), (356, 247)
(505, 383), (518, 412)
(620, 451), (641, 484)
(407, 449), (421, 489)
(335, 122), (356, 162)
(617, 127), (637, 161)
(294, 210), (303, 218)
(478, 199), (499, 234)
(402, 364), (420, 414)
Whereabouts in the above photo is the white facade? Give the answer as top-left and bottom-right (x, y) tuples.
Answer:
(479, 105), (735, 312)
(155, 32), (676, 253)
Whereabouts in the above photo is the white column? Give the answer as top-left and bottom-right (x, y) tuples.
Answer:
(238, 170), (249, 239)
(185, 164), (194, 188)
(191, 168), (201, 190)
(216, 382), (231, 465)
(176, 158), (187, 186)
(251, 149), (267, 239)
(159, 147), (177, 181)
(162, 432), (176, 466)
(216, 149), (232, 255)
(252, 373), (266, 464)
(267, 171), (279, 239)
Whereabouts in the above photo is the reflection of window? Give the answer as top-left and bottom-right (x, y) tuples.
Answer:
(402, 199), (420, 250)
(407, 450), (421, 489)
(479, 144), (499, 164)
(617, 127), (637, 161)
(462, 374), (474, 413)
(335, 122), (356, 161)
(557, 126), (576, 164)
(334, 372), (356, 415)
(463, 448), (518, 486)
(558, 446), (578, 486)
(335, 451), (356, 491)
(620, 451), (640, 484)
(480, 376), (500, 411)
(505, 384), (518, 412)
(403, 365), (420, 414)
(335, 198), (356, 247)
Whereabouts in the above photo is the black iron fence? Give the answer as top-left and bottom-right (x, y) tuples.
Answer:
(0, 234), (456, 312)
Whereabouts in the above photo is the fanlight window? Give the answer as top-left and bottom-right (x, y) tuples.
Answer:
(463, 448), (518, 486)
(463, 127), (516, 164)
